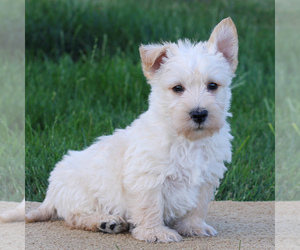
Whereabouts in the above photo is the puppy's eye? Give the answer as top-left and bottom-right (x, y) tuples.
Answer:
(172, 85), (184, 93)
(208, 82), (218, 91)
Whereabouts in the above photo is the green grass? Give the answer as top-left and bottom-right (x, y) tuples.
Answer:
(0, 57), (25, 201)
(26, 0), (275, 201)
(275, 1), (300, 201)
(0, 0), (25, 201)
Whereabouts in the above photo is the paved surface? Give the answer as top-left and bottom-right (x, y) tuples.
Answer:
(0, 201), (25, 250)
(19, 201), (277, 249)
(275, 201), (300, 249)
(5, 200), (300, 249)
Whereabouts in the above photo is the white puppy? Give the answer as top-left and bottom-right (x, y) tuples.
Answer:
(26, 17), (238, 243)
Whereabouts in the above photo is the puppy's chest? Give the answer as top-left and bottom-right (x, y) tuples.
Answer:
(161, 153), (205, 221)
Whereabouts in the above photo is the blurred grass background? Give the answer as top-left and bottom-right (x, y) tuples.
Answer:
(276, 0), (300, 201)
(0, 0), (25, 201)
(25, 0), (275, 201)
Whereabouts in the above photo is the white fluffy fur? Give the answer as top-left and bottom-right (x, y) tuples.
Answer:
(26, 17), (238, 243)
(0, 199), (25, 223)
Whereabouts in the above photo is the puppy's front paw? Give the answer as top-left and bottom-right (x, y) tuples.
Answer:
(97, 215), (127, 234)
(176, 221), (217, 237)
(132, 226), (182, 243)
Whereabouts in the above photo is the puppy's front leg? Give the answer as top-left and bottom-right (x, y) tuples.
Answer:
(174, 184), (217, 237)
(126, 180), (182, 243)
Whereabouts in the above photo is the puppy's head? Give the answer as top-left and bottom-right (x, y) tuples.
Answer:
(140, 17), (238, 141)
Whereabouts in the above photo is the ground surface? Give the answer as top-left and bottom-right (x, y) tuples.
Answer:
(0, 202), (25, 250)
(275, 201), (300, 249)
(6, 201), (300, 249)
(5, 201), (300, 249)
(23, 201), (276, 249)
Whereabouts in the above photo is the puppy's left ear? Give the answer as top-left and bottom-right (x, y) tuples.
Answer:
(139, 44), (169, 80)
(207, 17), (239, 73)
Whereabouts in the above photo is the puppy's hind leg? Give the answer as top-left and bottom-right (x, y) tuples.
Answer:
(65, 213), (128, 233)
(0, 199), (25, 222)
(25, 202), (55, 223)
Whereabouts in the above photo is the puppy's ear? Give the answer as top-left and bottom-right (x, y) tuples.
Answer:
(139, 44), (169, 79)
(207, 17), (238, 73)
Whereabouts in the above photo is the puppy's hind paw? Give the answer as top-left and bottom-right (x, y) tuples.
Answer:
(97, 216), (127, 234)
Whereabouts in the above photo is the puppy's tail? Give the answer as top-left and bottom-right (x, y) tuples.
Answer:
(0, 199), (25, 223)
(25, 200), (55, 223)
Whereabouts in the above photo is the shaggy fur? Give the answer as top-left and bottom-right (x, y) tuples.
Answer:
(26, 17), (238, 243)
(0, 199), (25, 223)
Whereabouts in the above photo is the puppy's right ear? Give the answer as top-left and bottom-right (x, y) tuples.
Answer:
(139, 44), (169, 80)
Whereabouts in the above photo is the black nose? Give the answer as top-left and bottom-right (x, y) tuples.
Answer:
(190, 110), (208, 124)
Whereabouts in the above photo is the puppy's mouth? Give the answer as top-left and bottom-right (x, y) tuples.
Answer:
(190, 119), (207, 131)
(194, 124), (205, 131)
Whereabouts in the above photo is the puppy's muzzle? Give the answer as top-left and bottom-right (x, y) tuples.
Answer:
(190, 110), (208, 124)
